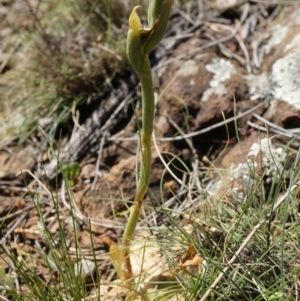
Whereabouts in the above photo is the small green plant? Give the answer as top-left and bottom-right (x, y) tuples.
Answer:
(61, 161), (81, 187)
(0, 266), (15, 293)
(107, 0), (172, 292)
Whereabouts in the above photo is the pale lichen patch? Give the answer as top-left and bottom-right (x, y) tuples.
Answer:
(264, 24), (289, 54)
(202, 58), (235, 101)
(202, 85), (227, 102)
(215, 138), (288, 202)
(245, 73), (270, 101)
(205, 58), (236, 88)
(284, 33), (300, 53)
(231, 138), (287, 184)
(271, 48), (300, 110)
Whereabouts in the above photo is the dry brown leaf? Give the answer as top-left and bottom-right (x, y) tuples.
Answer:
(175, 244), (203, 275)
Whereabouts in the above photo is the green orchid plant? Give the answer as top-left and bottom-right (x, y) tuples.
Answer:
(107, 0), (172, 293)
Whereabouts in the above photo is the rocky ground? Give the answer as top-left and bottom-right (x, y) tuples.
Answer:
(1, 0), (300, 299)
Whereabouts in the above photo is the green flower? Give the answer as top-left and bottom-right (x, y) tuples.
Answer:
(126, 0), (172, 76)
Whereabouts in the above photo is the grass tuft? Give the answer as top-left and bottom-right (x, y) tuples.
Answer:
(0, 0), (140, 146)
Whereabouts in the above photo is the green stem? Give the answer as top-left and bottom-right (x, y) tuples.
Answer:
(122, 56), (154, 281)
(118, 1), (172, 290)
(140, 57), (154, 134)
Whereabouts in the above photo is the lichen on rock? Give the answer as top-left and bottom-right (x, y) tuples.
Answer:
(213, 137), (289, 202)
(205, 58), (236, 88)
(271, 48), (300, 110)
(202, 58), (236, 101)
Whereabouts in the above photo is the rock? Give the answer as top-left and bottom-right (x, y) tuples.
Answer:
(213, 131), (291, 201)
(0, 146), (36, 179)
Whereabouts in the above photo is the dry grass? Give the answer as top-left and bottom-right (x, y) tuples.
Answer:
(0, 0), (144, 146)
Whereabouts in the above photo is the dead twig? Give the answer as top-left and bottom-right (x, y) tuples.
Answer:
(168, 118), (201, 206)
(160, 99), (269, 141)
(153, 23), (239, 71)
(109, 99), (269, 143)
(0, 213), (28, 244)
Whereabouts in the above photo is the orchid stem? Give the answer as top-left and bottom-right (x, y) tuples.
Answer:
(108, 0), (172, 290)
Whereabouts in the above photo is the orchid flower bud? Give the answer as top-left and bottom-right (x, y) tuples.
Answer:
(126, 6), (145, 77)
(143, 0), (172, 54)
